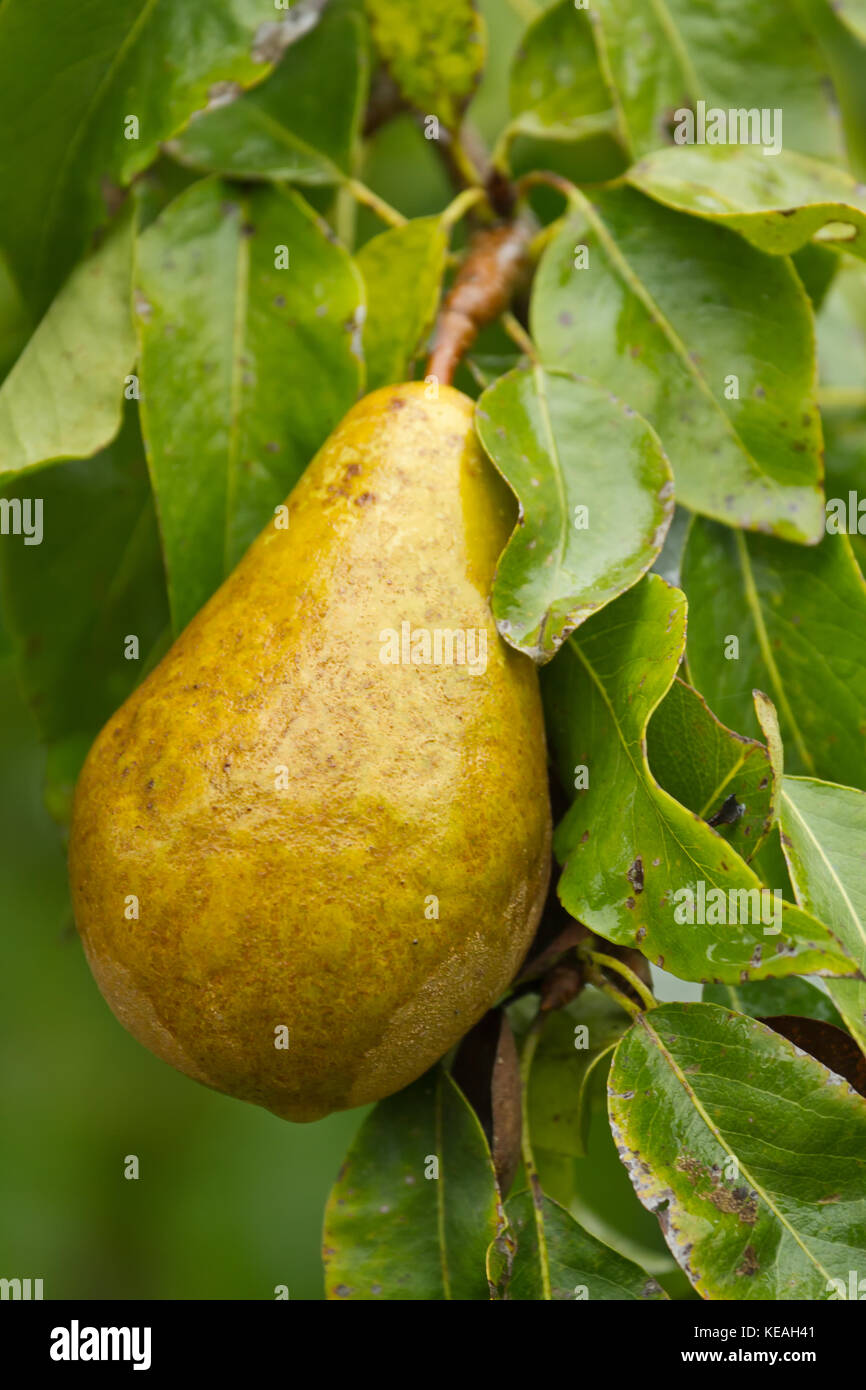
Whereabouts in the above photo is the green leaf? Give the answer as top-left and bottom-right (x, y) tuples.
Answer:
(135, 177), (364, 632)
(537, 1057), (678, 1276)
(818, 264), (866, 572)
(168, 8), (368, 185)
(508, 0), (614, 139)
(527, 988), (630, 1160)
(792, 242), (840, 311)
(132, 157), (201, 236)
(0, 252), (31, 383)
(591, 0), (844, 163)
(751, 823), (796, 900)
(0, 406), (169, 822)
(505, 122), (627, 190)
(823, 417), (866, 580)
(475, 365), (673, 662)
(322, 1068), (502, 1300)
(609, 1001), (866, 1299)
(355, 218), (447, 390)
(628, 147), (866, 262)
(646, 677), (775, 863)
(531, 189), (824, 543)
(829, 0), (866, 42)
(780, 776), (866, 1053)
(681, 519), (866, 786)
(0, 0), (301, 312)
(364, 0), (485, 133)
(495, 1190), (666, 1300)
(818, 257), (866, 402)
(651, 502), (691, 586)
(824, 410), (866, 579)
(0, 209), (134, 479)
(797, 0), (866, 178)
(704, 976), (846, 1029)
(753, 689), (784, 789)
(541, 573), (855, 983)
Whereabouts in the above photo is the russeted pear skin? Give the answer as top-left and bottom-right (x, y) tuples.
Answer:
(69, 383), (552, 1122)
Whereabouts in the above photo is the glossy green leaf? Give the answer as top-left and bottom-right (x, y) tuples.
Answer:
(818, 261), (866, 571)
(0, 0), (302, 312)
(0, 406), (169, 822)
(132, 158), (201, 236)
(830, 0), (866, 41)
(475, 365), (673, 662)
(754, 690), (784, 789)
(355, 218), (447, 390)
(169, 8), (368, 184)
(505, 121), (628, 189)
(495, 1189), (666, 1301)
(780, 776), (866, 1053)
(751, 823), (796, 901)
(650, 503), (691, 587)
(322, 1068), (502, 1300)
(822, 412), (866, 576)
(792, 242), (841, 311)
(818, 258), (866, 402)
(135, 177), (364, 632)
(647, 678), (775, 863)
(498, 2), (628, 257)
(531, 189), (824, 543)
(609, 1001), (866, 1299)
(682, 519), (866, 787)
(628, 147), (866, 262)
(591, 0), (844, 162)
(541, 573), (855, 983)
(493, 1186), (667, 1301)
(797, 0), (866, 178)
(0, 210), (134, 479)
(703, 976), (845, 1029)
(0, 253), (31, 383)
(527, 989), (630, 1160)
(508, 0), (613, 139)
(364, 0), (485, 132)
(539, 1057), (678, 1277)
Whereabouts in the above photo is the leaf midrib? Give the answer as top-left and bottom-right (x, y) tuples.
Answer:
(647, 0), (703, 98)
(781, 784), (866, 961)
(531, 363), (570, 648)
(570, 189), (789, 508)
(34, 0), (161, 290)
(733, 531), (815, 774)
(568, 617), (745, 894)
(639, 1011), (838, 1289)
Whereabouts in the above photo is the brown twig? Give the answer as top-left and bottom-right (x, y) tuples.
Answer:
(425, 218), (534, 385)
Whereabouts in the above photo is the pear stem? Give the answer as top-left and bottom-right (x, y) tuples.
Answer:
(343, 179), (407, 229)
(441, 187), (487, 231)
(579, 962), (643, 1020)
(580, 947), (657, 1011)
(425, 217), (534, 385)
(501, 311), (537, 362)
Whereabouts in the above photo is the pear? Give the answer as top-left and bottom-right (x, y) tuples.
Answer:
(69, 383), (551, 1122)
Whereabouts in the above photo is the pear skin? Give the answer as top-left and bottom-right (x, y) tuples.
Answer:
(69, 383), (552, 1121)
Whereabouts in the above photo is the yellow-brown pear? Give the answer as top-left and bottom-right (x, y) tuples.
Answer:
(69, 383), (551, 1121)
